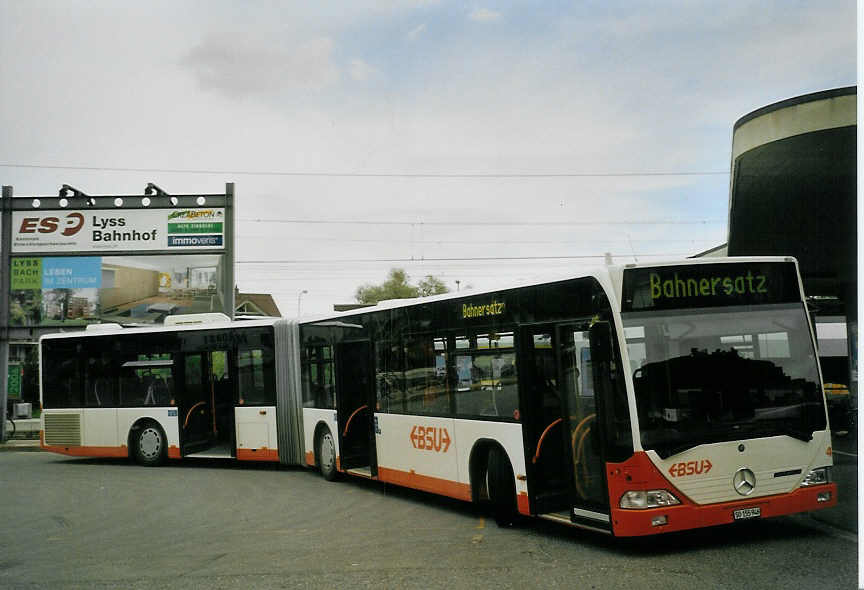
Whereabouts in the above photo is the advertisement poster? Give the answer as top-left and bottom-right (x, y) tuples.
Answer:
(9, 255), (224, 327)
(11, 208), (225, 253)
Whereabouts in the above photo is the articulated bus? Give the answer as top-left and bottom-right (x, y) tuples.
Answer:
(39, 314), (303, 465)
(39, 257), (837, 536)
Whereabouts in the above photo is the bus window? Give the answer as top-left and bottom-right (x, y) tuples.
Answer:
(454, 332), (518, 419)
(237, 348), (275, 405)
(404, 336), (448, 415)
(42, 341), (82, 409)
(303, 344), (335, 409)
(119, 354), (173, 406)
(85, 352), (116, 407)
(375, 341), (404, 413)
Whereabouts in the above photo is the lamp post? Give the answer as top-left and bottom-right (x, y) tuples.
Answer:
(297, 290), (308, 317)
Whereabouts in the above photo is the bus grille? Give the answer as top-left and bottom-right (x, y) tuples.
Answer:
(44, 414), (82, 446)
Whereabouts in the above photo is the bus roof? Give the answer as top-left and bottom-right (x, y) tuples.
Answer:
(38, 256), (798, 340)
(39, 315), (283, 342)
(298, 256), (798, 324)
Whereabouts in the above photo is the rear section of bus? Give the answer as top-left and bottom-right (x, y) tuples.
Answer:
(609, 259), (836, 536)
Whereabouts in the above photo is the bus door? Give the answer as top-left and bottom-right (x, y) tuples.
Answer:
(557, 324), (609, 528)
(179, 350), (235, 457)
(519, 322), (609, 526)
(335, 340), (377, 475)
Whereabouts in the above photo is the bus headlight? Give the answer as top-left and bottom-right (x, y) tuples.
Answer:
(800, 467), (831, 487)
(619, 490), (681, 509)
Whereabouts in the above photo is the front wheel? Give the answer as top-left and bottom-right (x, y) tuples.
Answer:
(134, 423), (166, 466)
(318, 429), (338, 481)
(487, 446), (518, 527)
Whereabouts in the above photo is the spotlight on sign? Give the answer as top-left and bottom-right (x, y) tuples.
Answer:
(59, 184), (89, 198)
(145, 182), (169, 196)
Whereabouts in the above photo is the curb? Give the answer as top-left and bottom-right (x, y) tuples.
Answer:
(0, 440), (43, 452)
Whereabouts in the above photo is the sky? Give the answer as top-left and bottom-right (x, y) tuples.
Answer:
(0, 0), (857, 317)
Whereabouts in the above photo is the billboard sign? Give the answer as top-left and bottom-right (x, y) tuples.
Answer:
(11, 208), (225, 253)
(7, 363), (21, 399)
(9, 254), (225, 327)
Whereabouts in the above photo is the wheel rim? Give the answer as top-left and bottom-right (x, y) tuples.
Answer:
(139, 427), (162, 460)
(320, 433), (335, 472)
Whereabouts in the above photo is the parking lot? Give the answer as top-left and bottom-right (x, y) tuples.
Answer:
(0, 451), (856, 589)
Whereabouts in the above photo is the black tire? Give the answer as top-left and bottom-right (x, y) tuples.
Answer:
(317, 428), (338, 481)
(5, 418), (15, 441)
(133, 423), (166, 467)
(487, 446), (518, 527)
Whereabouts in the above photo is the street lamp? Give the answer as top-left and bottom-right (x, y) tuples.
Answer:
(297, 290), (308, 317)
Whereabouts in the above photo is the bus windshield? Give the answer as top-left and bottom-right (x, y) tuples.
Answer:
(623, 303), (826, 459)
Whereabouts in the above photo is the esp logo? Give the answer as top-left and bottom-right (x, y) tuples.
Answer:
(19, 213), (85, 237)
(668, 459), (712, 477)
(409, 425), (451, 453)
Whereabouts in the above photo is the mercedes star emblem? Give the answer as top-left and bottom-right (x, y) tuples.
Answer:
(733, 468), (757, 496)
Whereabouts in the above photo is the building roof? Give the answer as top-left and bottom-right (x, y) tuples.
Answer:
(235, 292), (281, 317)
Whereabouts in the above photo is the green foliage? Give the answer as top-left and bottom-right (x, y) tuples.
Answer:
(417, 275), (449, 297)
(355, 268), (450, 304)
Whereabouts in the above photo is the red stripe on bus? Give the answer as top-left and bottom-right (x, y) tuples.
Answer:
(168, 446), (181, 459)
(377, 466), (472, 502)
(606, 452), (838, 536)
(237, 448), (279, 462)
(305, 451), (315, 466)
(517, 491), (531, 515)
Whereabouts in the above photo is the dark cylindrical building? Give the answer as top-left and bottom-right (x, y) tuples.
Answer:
(727, 86), (856, 429)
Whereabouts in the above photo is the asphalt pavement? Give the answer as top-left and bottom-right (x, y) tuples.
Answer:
(0, 451), (857, 590)
(1, 419), (857, 536)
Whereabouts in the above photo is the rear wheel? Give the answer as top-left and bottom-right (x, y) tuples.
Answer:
(487, 446), (518, 526)
(134, 423), (166, 467)
(318, 428), (338, 481)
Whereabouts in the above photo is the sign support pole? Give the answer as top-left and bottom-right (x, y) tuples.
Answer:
(224, 182), (235, 319)
(0, 186), (13, 441)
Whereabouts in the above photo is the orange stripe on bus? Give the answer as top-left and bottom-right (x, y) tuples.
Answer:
(305, 451), (315, 466)
(377, 466), (472, 502)
(168, 445), (181, 459)
(237, 447), (280, 462)
(40, 444), (129, 458)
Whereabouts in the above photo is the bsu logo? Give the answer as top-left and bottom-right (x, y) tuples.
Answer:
(668, 459), (713, 477)
(18, 213), (85, 237)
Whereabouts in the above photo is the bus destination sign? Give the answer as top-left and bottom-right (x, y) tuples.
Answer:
(462, 299), (506, 320)
(621, 262), (800, 312)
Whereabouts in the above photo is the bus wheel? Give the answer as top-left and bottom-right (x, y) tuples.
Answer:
(318, 429), (338, 481)
(134, 423), (166, 467)
(487, 446), (517, 527)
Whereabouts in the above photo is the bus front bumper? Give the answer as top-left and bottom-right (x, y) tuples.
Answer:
(610, 483), (837, 537)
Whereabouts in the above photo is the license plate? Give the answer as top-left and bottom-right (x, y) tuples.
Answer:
(733, 507), (761, 520)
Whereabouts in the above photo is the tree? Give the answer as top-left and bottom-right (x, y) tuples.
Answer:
(355, 268), (450, 304)
(417, 275), (449, 297)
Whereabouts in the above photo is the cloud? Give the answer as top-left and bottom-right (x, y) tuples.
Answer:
(349, 58), (380, 81)
(182, 34), (340, 99)
(407, 23), (427, 40)
(468, 8), (502, 22)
